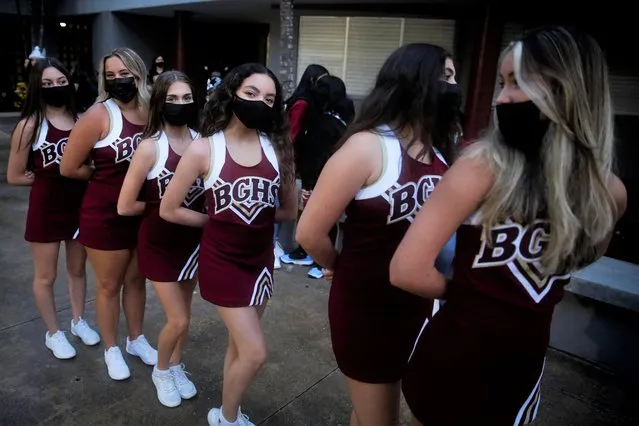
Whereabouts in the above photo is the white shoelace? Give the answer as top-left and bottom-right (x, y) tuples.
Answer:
(238, 413), (252, 426)
(171, 364), (191, 386)
(51, 331), (68, 344)
(155, 371), (176, 392)
(74, 319), (91, 334)
(133, 336), (154, 354)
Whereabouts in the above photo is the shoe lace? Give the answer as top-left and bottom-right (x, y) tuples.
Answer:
(74, 319), (90, 333)
(171, 364), (191, 386)
(157, 372), (177, 392)
(52, 331), (68, 344)
(133, 336), (153, 353)
(238, 412), (252, 426)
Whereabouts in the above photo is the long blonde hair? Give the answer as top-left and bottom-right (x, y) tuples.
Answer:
(97, 47), (150, 110)
(465, 27), (617, 274)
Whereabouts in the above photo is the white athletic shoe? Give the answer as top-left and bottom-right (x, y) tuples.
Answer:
(207, 407), (255, 426)
(169, 363), (197, 399)
(274, 241), (284, 270)
(45, 330), (76, 360)
(152, 366), (182, 408)
(71, 317), (100, 346)
(104, 346), (130, 381)
(126, 335), (158, 366)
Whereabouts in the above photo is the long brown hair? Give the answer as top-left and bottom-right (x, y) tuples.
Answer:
(339, 43), (458, 163)
(13, 57), (76, 149)
(202, 63), (295, 184)
(143, 71), (198, 139)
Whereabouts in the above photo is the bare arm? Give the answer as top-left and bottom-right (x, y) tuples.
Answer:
(296, 132), (380, 270)
(60, 104), (108, 180)
(117, 138), (155, 216)
(159, 138), (210, 228)
(595, 173), (628, 258)
(6, 118), (36, 186)
(275, 177), (298, 222)
(390, 157), (494, 299)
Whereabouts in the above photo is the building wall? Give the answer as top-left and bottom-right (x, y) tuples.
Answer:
(92, 12), (175, 74)
(57, 0), (211, 15)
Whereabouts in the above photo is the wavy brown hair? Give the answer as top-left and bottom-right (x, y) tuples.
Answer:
(143, 70), (198, 139)
(202, 63), (295, 184)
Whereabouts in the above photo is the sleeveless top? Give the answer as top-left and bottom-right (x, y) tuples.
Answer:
(450, 216), (572, 316)
(333, 125), (449, 304)
(202, 131), (280, 257)
(144, 129), (205, 212)
(31, 120), (72, 179)
(90, 98), (144, 186)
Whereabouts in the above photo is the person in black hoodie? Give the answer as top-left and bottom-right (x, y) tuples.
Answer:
(297, 75), (355, 278)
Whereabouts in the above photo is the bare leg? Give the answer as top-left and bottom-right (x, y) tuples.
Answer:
(122, 249), (145, 340)
(64, 239), (87, 322)
(31, 242), (61, 334)
(169, 279), (197, 365)
(217, 303), (268, 422)
(153, 279), (196, 370)
(346, 378), (401, 426)
(86, 248), (131, 348)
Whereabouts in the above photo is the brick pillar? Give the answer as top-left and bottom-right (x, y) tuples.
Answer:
(175, 10), (192, 72)
(279, 0), (296, 99)
(462, 3), (505, 142)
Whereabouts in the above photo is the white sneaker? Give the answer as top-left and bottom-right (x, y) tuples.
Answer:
(152, 366), (182, 408)
(71, 317), (100, 346)
(126, 335), (158, 366)
(104, 346), (131, 380)
(45, 330), (76, 360)
(169, 363), (197, 399)
(207, 407), (255, 426)
(274, 241), (284, 270)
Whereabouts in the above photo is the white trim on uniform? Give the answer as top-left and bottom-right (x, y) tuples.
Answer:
(177, 244), (200, 282)
(32, 119), (48, 150)
(94, 99), (123, 148)
(355, 124), (401, 200)
(513, 360), (545, 425)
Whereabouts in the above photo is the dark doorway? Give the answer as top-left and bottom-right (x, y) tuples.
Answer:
(187, 21), (269, 103)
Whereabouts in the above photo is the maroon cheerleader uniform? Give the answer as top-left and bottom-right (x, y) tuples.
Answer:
(199, 131), (280, 307)
(329, 125), (449, 384)
(78, 99), (144, 250)
(137, 130), (205, 282)
(25, 120), (86, 243)
(402, 217), (572, 425)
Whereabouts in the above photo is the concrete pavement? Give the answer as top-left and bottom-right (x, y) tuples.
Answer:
(0, 117), (638, 425)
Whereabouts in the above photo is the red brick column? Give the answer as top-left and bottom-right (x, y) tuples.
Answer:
(175, 10), (192, 72)
(463, 3), (505, 142)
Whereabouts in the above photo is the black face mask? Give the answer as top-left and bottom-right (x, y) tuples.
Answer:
(156, 62), (164, 68)
(439, 82), (462, 115)
(163, 102), (197, 127)
(496, 100), (550, 161)
(105, 77), (138, 103)
(232, 97), (275, 132)
(42, 85), (72, 108)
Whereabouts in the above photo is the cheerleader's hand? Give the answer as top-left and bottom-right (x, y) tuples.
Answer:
(323, 269), (334, 283)
(25, 170), (34, 180)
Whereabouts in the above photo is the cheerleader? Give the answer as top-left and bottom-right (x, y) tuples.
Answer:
(160, 63), (297, 426)
(61, 48), (157, 380)
(6, 57), (99, 359)
(118, 71), (203, 407)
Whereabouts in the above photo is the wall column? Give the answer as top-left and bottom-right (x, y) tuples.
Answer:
(175, 10), (192, 72)
(462, 3), (505, 142)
